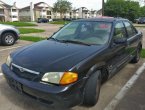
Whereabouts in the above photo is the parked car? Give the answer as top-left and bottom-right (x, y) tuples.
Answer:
(136, 17), (145, 24)
(37, 18), (49, 23)
(0, 24), (20, 46)
(134, 18), (139, 23)
(49, 19), (53, 22)
(2, 18), (142, 108)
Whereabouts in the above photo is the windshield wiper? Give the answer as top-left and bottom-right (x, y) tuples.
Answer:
(61, 40), (91, 46)
(49, 37), (63, 42)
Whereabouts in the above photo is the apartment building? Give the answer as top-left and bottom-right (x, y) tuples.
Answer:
(0, 0), (102, 22)
(71, 7), (91, 19)
(71, 9), (79, 19)
(0, 0), (19, 22)
(97, 9), (103, 16)
(19, 2), (53, 21)
(90, 10), (98, 18)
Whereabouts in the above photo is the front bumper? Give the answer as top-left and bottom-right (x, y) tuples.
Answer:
(1, 64), (86, 108)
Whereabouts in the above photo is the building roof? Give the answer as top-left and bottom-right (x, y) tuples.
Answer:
(0, 0), (18, 9)
(97, 9), (102, 13)
(0, 0), (12, 8)
(20, 2), (52, 10)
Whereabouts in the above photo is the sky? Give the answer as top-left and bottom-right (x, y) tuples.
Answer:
(3, 0), (103, 10)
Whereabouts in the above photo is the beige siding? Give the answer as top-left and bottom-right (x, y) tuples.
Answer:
(34, 9), (41, 21)
(4, 8), (11, 21)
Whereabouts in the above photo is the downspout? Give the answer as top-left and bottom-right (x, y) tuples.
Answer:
(30, 2), (35, 21)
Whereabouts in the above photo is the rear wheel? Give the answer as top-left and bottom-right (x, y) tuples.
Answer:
(82, 71), (101, 107)
(131, 48), (140, 63)
(1, 32), (16, 46)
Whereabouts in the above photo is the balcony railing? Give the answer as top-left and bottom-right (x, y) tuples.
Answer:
(11, 12), (18, 16)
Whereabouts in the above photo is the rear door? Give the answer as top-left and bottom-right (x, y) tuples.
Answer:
(123, 21), (139, 59)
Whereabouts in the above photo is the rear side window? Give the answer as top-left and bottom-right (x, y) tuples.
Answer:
(113, 22), (126, 40)
(124, 21), (137, 38)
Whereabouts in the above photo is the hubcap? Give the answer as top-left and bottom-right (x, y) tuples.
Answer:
(5, 35), (14, 44)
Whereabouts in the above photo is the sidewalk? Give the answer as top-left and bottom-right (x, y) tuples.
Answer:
(115, 65), (145, 110)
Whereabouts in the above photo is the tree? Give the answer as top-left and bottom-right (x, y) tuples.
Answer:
(53, 0), (72, 19)
(104, 0), (140, 21)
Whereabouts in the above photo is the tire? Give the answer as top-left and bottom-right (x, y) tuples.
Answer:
(1, 32), (16, 46)
(82, 71), (101, 107)
(131, 48), (140, 63)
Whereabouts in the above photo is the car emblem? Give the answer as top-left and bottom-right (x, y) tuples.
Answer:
(19, 67), (24, 72)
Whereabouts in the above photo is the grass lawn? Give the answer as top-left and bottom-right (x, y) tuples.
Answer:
(19, 28), (45, 34)
(0, 22), (37, 27)
(20, 36), (46, 42)
(50, 21), (70, 25)
(141, 49), (145, 58)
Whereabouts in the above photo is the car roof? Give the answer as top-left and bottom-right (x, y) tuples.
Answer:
(74, 17), (128, 22)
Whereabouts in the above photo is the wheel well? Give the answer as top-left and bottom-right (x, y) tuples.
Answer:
(100, 67), (109, 83)
(86, 66), (109, 84)
(138, 42), (142, 52)
(1, 30), (18, 40)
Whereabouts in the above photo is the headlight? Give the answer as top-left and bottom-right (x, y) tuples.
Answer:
(41, 72), (78, 85)
(6, 55), (12, 66)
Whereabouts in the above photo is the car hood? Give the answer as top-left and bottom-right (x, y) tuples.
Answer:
(0, 24), (16, 30)
(12, 40), (104, 73)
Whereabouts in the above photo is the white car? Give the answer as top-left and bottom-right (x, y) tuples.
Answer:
(0, 24), (20, 46)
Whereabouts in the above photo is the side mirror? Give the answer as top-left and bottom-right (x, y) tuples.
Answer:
(114, 38), (127, 44)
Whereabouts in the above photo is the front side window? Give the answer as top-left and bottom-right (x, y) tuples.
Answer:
(52, 21), (112, 45)
(124, 21), (137, 38)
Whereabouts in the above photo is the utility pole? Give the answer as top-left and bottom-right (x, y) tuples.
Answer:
(102, 0), (105, 16)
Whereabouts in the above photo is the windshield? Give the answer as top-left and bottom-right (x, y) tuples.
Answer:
(51, 21), (112, 45)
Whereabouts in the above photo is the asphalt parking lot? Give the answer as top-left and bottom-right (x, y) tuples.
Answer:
(0, 26), (145, 110)
(22, 23), (62, 38)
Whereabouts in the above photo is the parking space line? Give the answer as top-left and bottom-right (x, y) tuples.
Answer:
(104, 63), (145, 110)
(0, 45), (23, 52)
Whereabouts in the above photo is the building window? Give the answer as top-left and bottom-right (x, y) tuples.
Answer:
(47, 11), (51, 15)
(47, 16), (51, 19)
(10, 16), (17, 18)
(0, 9), (4, 13)
(12, 9), (17, 12)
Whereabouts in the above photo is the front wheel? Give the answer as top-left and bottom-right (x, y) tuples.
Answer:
(1, 32), (16, 46)
(82, 71), (101, 107)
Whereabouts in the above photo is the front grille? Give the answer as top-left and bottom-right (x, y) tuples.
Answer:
(11, 63), (39, 81)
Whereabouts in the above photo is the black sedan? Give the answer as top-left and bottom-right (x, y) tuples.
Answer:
(1, 17), (142, 108)
(37, 18), (49, 23)
(136, 17), (145, 24)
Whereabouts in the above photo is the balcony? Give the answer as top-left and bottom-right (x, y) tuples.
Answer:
(0, 9), (4, 15)
(11, 12), (18, 16)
